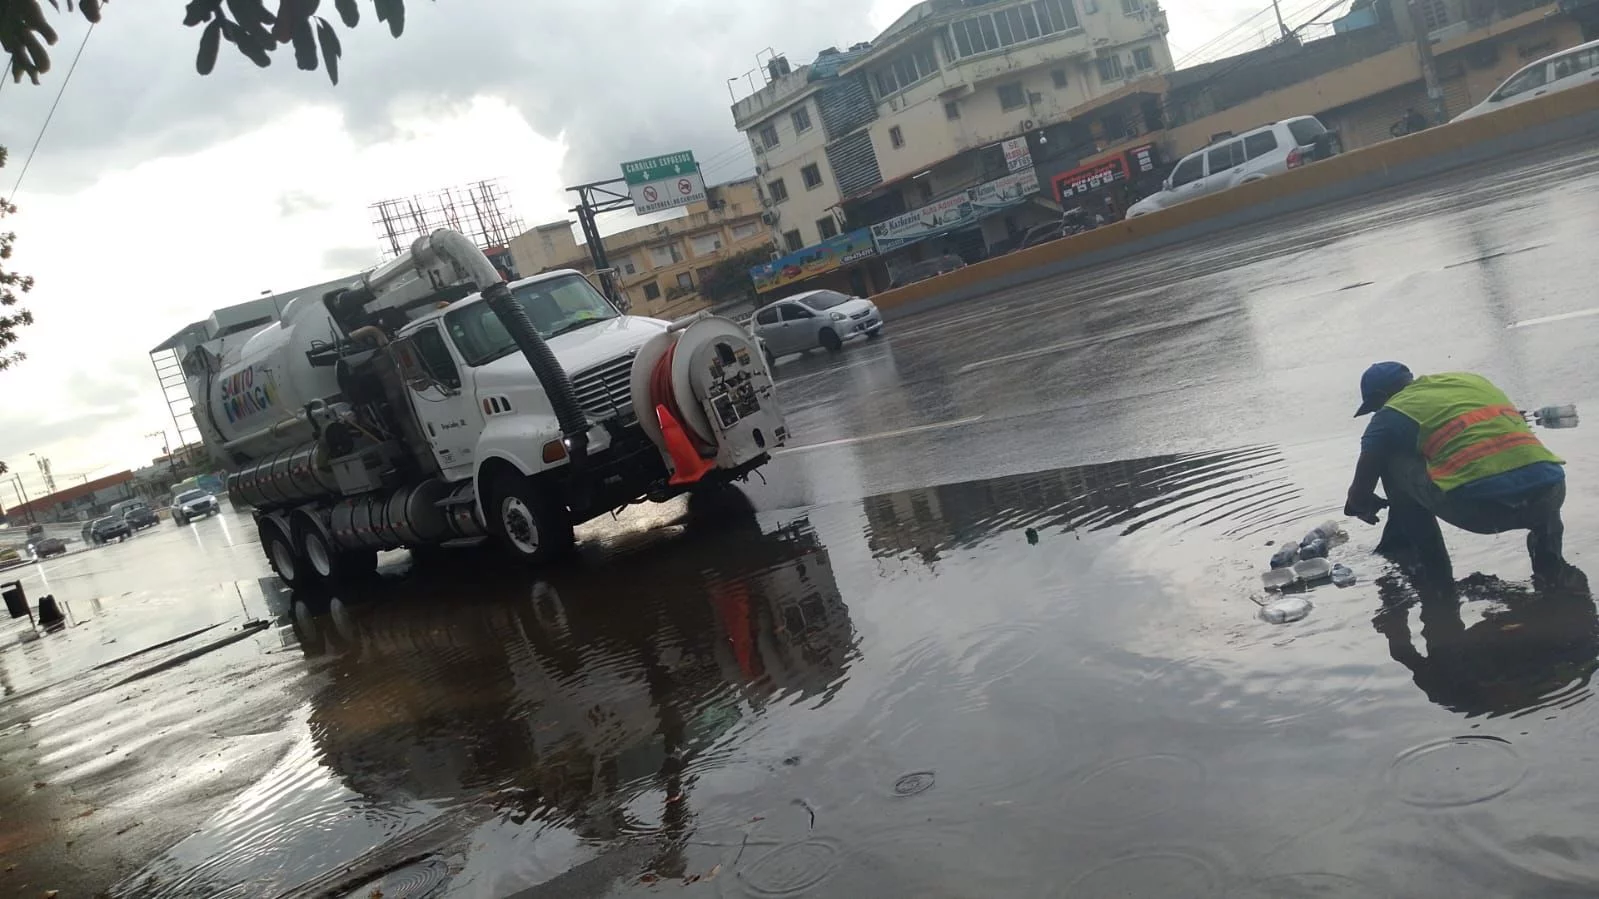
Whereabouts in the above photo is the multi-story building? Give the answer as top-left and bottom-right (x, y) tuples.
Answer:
(507, 178), (774, 319)
(730, 0), (1174, 284)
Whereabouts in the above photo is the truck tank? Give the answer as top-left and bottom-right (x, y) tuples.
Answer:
(200, 292), (348, 462)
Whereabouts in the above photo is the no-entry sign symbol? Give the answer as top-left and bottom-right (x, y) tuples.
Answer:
(678, 178), (693, 195)
(643, 185), (659, 203)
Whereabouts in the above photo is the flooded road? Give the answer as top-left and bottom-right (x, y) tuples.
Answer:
(6, 142), (1599, 897)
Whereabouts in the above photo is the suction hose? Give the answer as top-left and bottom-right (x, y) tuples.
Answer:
(649, 340), (715, 457)
(481, 281), (590, 462)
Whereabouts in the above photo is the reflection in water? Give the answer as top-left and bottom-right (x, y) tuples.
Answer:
(863, 444), (1306, 564)
(1374, 566), (1597, 718)
(113, 516), (854, 898)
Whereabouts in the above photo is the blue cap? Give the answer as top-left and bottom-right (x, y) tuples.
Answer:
(1355, 362), (1413, 417)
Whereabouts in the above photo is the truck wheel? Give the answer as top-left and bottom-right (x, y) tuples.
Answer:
(261, 521), (307, 588)
(487, 473), (574, 565)
(820, 328), (842, 352)
(298, 525), (376, 583)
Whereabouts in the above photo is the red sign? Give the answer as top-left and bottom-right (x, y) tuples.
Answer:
(677, 178), (693, 195)
(1052, 157), (1129, 202)
(1125, 143), (1157, 174)
(643, 185), (659, 203)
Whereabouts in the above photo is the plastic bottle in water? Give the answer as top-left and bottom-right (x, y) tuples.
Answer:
(1270, 543), (1300, 569)
(1261, 596), (1312, 624)
(1298, 537), (1329, 559)
(1535, 404), (1578, 421)
(1305, 521), (1348, 546)
(1331, 564), (1356, 587)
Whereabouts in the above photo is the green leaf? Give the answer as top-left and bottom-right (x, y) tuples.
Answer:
(196, 18), (222, 74)
(292, 18), (317, 70)
(315, 17), (341, 85)
(334, 0), (358, 27)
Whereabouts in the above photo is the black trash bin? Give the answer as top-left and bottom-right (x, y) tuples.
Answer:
(2, 580), (28, 621)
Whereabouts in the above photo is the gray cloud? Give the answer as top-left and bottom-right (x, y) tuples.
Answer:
(279, 190), (336, 217)
(322, 245), (378, 272)
(0, 1), (882, 197)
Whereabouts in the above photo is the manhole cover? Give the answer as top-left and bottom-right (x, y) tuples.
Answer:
(340, 856), (451, 899)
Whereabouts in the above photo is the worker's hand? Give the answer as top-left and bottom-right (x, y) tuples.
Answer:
(1345, 491), (1389, 525)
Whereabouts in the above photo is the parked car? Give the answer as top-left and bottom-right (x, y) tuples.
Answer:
(1016, 221), (1067, 252)
(113, 500), (159, 530)
(1452, 38), (1599, 124)
(1127, 116), (1341, 218)
(750, 290), (883, 362)
(172, 489), (220, 525)
(889, 254), (966, 288)
(88, 516), (132, 545)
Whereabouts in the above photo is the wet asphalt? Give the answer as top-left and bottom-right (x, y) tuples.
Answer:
(6, 141), (1599, 898)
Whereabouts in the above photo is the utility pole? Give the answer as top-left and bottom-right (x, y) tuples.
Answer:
(1270, 0), (1291, 39)
(147, 430), (177, 474)
(12, 476), (34, 525)
(1407, 0), (1449, 125)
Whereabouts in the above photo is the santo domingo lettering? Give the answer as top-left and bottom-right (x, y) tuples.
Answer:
(219, 366), (278, 424)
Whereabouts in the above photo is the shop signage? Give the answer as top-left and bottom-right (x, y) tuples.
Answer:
(871, 166), (1041, 254)
(750, 228), (878, 294)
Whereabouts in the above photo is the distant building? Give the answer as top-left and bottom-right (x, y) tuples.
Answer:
(6, 471), (138, 524)
(730, 0), (1176, 283)
(507, 178), (774, 320)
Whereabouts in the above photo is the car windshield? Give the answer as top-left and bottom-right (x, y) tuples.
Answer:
(444, 274), (619, 367)
(176, 490), (206, 503)
(801, 291), (853, 311)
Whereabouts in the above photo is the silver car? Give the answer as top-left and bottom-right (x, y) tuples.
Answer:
(751, 290), (884, 362)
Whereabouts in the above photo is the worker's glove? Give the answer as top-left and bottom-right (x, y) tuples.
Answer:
(1344, 491), (1389, 526)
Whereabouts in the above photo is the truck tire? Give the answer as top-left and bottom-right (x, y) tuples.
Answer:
(486, 472), (574, 565)
(298, 524), (377, 583)
(261, 521), (307, 588)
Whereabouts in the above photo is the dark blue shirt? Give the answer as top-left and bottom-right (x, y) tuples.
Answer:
(1361, 407), (1564, 500)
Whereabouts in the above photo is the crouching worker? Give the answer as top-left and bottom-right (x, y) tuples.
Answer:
(1344, 362), (1568, 584)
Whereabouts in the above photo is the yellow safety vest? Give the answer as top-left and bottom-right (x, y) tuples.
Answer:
(1384, 372), (1563, 492)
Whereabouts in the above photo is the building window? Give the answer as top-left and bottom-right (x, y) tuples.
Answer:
(697, 266), (715, 284)
(1121, 0), (1143, 13)
(1096, 55), (1124, 82)
(998, 82), (1027, 111)
(1420, 0), (1448, 30)
(816, 216), (839, 240)
(944, 100), (961, 120)
(759, 122), (780, 150)
(949, 0), (1079, 60)
(782, 229), (804, 252)
(690, 232), (724, 256)
(873, 42), (939, 97)
(915, 178), (934, 203)
(1052, 68), (1068, 88)
(648, 243), (684, 267)
(767, 178), (789, 203)
(732, 221), (762, 241)
(676, 272), (694, 290)
(791, 105), (812, 134)
(889, 125), (905, 148)
(643, 282), (661, 301)
(1132, 46), (1155, 71)
(614, 255), (637, 276)
(801, 163), (824, 189)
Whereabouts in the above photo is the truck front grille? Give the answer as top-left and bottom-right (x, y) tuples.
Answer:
(570, 350), (638, 424)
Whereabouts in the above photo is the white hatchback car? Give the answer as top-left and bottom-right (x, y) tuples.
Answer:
(1452, 38), (1599, 124)
(1127, 116), (1339, 217)
(750, 290), (883, 362)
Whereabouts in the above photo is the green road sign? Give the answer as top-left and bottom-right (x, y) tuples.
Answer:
(621, 151), (698, 185)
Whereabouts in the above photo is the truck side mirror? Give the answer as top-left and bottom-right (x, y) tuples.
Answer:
(390, 338), (457, 396)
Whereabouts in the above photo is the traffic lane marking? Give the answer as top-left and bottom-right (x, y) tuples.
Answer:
(776, 416), (984, 454)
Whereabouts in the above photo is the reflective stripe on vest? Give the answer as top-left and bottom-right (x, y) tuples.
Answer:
(1384, 372), (1563, 492)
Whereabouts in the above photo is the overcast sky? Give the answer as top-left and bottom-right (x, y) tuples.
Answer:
(0, 0), (1273, 499)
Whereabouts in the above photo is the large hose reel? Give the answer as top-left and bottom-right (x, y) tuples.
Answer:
(628, 317), (786, 485)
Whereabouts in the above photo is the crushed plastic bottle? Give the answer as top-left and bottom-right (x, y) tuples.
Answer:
(1535, 404), (1578, 421)
(1298, 537), (1329, 560)
(1262, 568), (1298, 591)
(1270, 543), (1300, 569)
(1305, 521), (1348, 546)
(1293, 557), (1334, 581)
(1261, 596), (1313, 624)
(1331, 564), (1356, 587)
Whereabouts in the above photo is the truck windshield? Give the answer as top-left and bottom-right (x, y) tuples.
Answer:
(444, 274), (619, 367)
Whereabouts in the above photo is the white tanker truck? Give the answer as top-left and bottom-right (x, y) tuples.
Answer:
(180, 230), (787, 586)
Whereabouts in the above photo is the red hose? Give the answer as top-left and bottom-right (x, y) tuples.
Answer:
(650, 340), (715, 456)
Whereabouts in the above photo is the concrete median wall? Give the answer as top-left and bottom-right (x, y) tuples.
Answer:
(874, 80), (1599, 319)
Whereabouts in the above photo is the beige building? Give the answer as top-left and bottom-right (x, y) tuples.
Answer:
(730, 0), (1175, 266)
(507, 178), (773, 319)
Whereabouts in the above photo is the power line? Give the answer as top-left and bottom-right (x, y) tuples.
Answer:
(7, 22), (94, 203)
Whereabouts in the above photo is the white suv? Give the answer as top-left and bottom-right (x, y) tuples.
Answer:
(1127, 116), (1340, 217)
